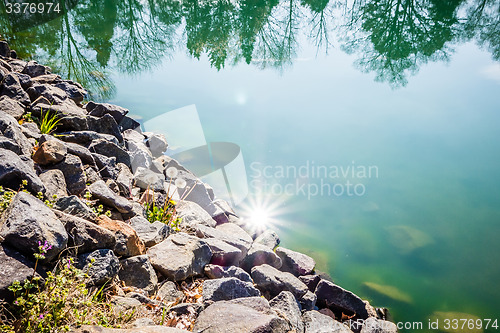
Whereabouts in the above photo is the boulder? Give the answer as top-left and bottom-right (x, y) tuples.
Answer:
(0, 96), (25, 120)
(39, 168), (68, 199)
(276, 247), (316, 276)
(6, 59), (26, 72)
(0, 244), (37, 302)
(88, 138), (130, 167)
(119, 115), (141, 132)
(253, 229), (280, 249)
(0, 148), (45, 194)
(203, 277), (260, 304)
(193, 297), (289, 333)
(55, 210), (116, 254)
(32, 140), (67, 165)
(0, 191), (68, 261)
(87, 114), (123, 143)
(204, 264), (253, 283)
(116, 163), (133, 196)
(64, 141), (96, 166)
(144, 132), (168, 157)
(300, 274), (322, 292)
(251, 264), (309, 300)
(96, 215), (145, 257)
(54, 81), (87, 104)
(26, 83), (69, 105)
(22, 60), (51, 77)
(269, 291), (304, 333)
(92, 153), (118, 179)
(77, 249), (119, 285)
(157, 280), (184, 303)
(1, 73), (30, 105)
(88, 180), (133, 214)
(129, 215), (169, 248)
(0, 111), (33, 155)
(126, 140), (154, 172)
(118, 255), (158, 295)
(195, 223), (252, 257)
(86, 102), (129, 123)
(175, 200), (217, 228)
(303, 310), (354, 333)
(147, 232), (212, 281)
(241, 243), (282, 272)
(360, 317), (398, 333)
(57, 130), (119, 146)
(13, 72), (32, 90)
(20, 122), (41, 140)
(133, 167), (164, 191)
(49, 154), (86, 195)
(300, 291), (318, 311)
(53, 195), (97, 222)
(205, 237), (245, 266)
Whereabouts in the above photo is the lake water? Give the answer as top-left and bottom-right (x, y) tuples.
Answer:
(2, 0), (500, 331)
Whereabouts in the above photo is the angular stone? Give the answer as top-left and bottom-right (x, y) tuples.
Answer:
(20, 121), (41, 140)
(97, 215), (145, 257)
(204, 264), (253, 283)
(126, 140), (154, 172)
(116, 163), (133, 196)
(254, 229), (280, 249)
(55, 210), (115, 254)
(53, 195), (97, 222)
(64, 142), (96, 166)
(157, 280), (184, 303)
(119, 115), (141, 132)
(193, 297), (289, 333)
(0, 96), (25, 120)
(118, 255), (158, 295)
(129, 215), (169, 248)
(0, 136), (20, 154)
(205, 237), (245, 266)
(300, 291), (317, 311)
(315, 279), (373, 319)
(6, 59), (26, 72)
(276, 247), (315, 276)
(87, 114), (123, 143)
(0, 243), (37, 302)
(54, 81), (87, 104)
(13, 72), (32, 90)
(92, 153), (118, 179)
(0, 110), (33, 155)
(33, 140), (67, 165)
(203, 277), (260, 304)
(111, 296), (142, 312)
(360, 317), (398, 333)
(88, 180), (133, 214)
(144, 132), (168, 157)
(0, 148), (45, 194)
(88, 138), (130, 167)
(22, 60), (51, 77)
(27, 83), (69, 106)
(1, 73), (30, 105)
(0, 41), (10, 57)
(57, 130), (119, 146)
(49, 154), (86, 195)
(30, 74), (61, 84)
(303, 311), (354, 333)
(241, 243), (282, 272)
(300, 274), (322, 292)
(77, 249), (119, 285)
(147, 232), (212, 281)
(251, 264), (309, 300)
(87, 101), (129, 123)
(269, 291), (304, 333)
(196, 224), (252, 258)
(175, 200), (217, 228)
(169, 302), (203, 316)
(39, 169), (68, 199)
(133, 167), (164, 191)
(0, 191), (68, 261)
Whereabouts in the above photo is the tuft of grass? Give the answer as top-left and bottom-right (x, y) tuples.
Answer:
(38, 109), (62, 135)
(142, 188), (181, 232)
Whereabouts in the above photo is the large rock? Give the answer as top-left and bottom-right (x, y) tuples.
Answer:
(0, 111), (33, 155)
(203, 277), (260, 304)
(57, 130), (119, 146)
(54, 81), (87, 104)
(53, 195), (97, 222)
(205, 237), (245, 266)
(87, 102), (129, 123)
(300, 274), (322, 292)
(276, 247), (315, 276)
(92, 153), (118, 179)
(0, 148), (45, 194)
(1, 73), (30, 105)
(303, 311), (354, 333)
(39, 169), (68, 199)
(55, 210), (116, 254)
(241, 243), (282, 272)
(116, 163), (134, 196)
(87, 114), (124, 143)
(254, 229), (280, 249)
(0, 96), (25, 120)
(133, 167), (164, 191)
(204, 264), (253, 283)
(193, 297), (290, 333)
(360, 317), (398, 333)
(147, 232), (212, 281)
(157, 280), (184, 303)
(251, 264), (309, 300)
(315, 280), (374, 320)
(49, 154), (86, 195)
(195, 223), (252, 257)
(96, 216), (145, 257)
(0, 191), (68, 261)
(144, 132), (168, 157)
(88, 139), (130, 167)
(77, 249), (119, 285)
(175, 200), (217, 228)
(269, 291), (304, 333)
(0, 244), (37, 302)
(126, 140), (154, 172)
(118, 255), (157, 295)
(129, 215), (169, 248)
(32, 140), (67, 165)
(88, 180), (133, 214)
(22, 60), (51, 77)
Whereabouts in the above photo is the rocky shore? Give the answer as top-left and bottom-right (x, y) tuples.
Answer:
(0, 40), (397, 333)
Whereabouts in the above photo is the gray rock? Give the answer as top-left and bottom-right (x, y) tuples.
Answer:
(6, 59), (26, 72)
(0, 244), (37, 302)
(0, 110), (33, 155)
(55, 210), (115, 254)
(64, 142), (96, 166)
(196, 224), (252, 258)
(0, 136), (21, 153)
(1, 73), (30, 105)
(125, 292), (158, 306)
(154, 155), (190, 175)
(78, 249), (119, 285)
(110, 296), (142, 313)
(49, 154), (87, 195)
(129, 215), (169, 248)
(53, 195), (97, 222)
(13, 72), (32, 90)
(54, 81), (87, 104)
(303, 311), (354, 333)
(84, 165), (102, 184)
(254, 229), (280, 249)
(57, 130), (119, 146)
(39, 169), (68, 199)
(360, 317), (398, 333)
(300, 291), (317, 311)
(315, 280), (373, 320)
(0, 96), (25, 120)
(144, 132), (168, 157)
(276, 247), (316, 276)
(0, 148), (45, 194)
(92, 153), (118, 179)
(20, 121), (41, 139)
(27, 83), (69, 105)
(203, 277), (260, 304)
(147, 232), (212, 281)
(87, 114), (123, 143)
(133, 167), (164, 191)
(251, 264), (309, 300)
(96, 216), (145, 258)
(170, 302), (203, 316)
(204, 264), (253, 283)
(0, 41), (10, 57)
(205, 237), (245, 266)
(0, 191), (68, 261)
(123, 128), (145, 144)
(30, 74), (61, 84)
(88, 180), (133, 214)
(241, 243), (282, 272)
(270, 291), (304, 333)
(118, 255), (158, 295)
(116, 163), (133, 196)
(126, 140), (154, 172)
(157, 281), (184, 303)
(22, 60), (51, 77)
(131, 318), (156, 328)
(88, 138), (130, 167)
(32, 140), (67, 165)
(300, 274), (322, 292)
(119, 115), (141, 132)
(193, 297), (290, 333)
(175, 200), (217, 228)
(87, 101), (129, 123)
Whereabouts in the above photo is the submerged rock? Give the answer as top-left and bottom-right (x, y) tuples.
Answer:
(386, 225), (433, 254)
(363, 282), (413, 304)
(429, 311), (483, 333)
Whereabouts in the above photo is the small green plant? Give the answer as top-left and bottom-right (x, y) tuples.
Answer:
(143, 189), (182, 232)
(37, 192), (58, 208)
(18, 111), (34, 125)
(38, 109), (62, 135)
(83, 191), (112, 217)
(0, 180), (29, 214)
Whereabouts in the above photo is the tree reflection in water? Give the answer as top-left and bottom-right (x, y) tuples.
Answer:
(1, 0), (498, 98)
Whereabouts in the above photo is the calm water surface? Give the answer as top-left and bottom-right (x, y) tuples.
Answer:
(2, 0), (499, 331)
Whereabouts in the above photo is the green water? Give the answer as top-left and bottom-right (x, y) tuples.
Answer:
(2, 0), (499, 331)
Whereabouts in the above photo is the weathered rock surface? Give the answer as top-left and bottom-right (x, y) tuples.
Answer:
(241, 243), (282, 272)
(193, 297), (290, 333)
(133, 167), (164, 191)
(0, 96), (25, 119)
(203, 277), (260, 304)
(49, 154), (87, 195)
(88, 180), (133, 214)
(144, 132), (168, 157)
(0, 112), (33, 155)
(0, 244), (37, 302)
(157, 280), (184, 303)
(87, 102), (129, 123)
(118, 255), (157, 295)
(88, 138), (130, 167)
(276, 246), (316, 276)
(253, 229), (280, 249)
(39, 169), (68, 199)
(53, 195), (97, 222)
(196, 223), (252, 257)
(204, 264), (253, 283)
(300, 274), (322, 292)
(175, 200), (217, 228)
(97, 216), (145, 257)
(32, 139), (67, 165)
(129, 215), (169, 248)
(251, 264), (309, 300)
(1, 73), (30, 105)
(0, 148), (45, 194)
(70, 325), (188, 332)
(269, 291), (304, 333)
(303, 310), (354, 333)
(204, 237), (245, 266)
(0, 191), (68, 261)
(147, 232), (212, 281)
(77, 249), (119, 285)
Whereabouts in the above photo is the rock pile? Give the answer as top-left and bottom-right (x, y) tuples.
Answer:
(0, 40), (397, 333)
